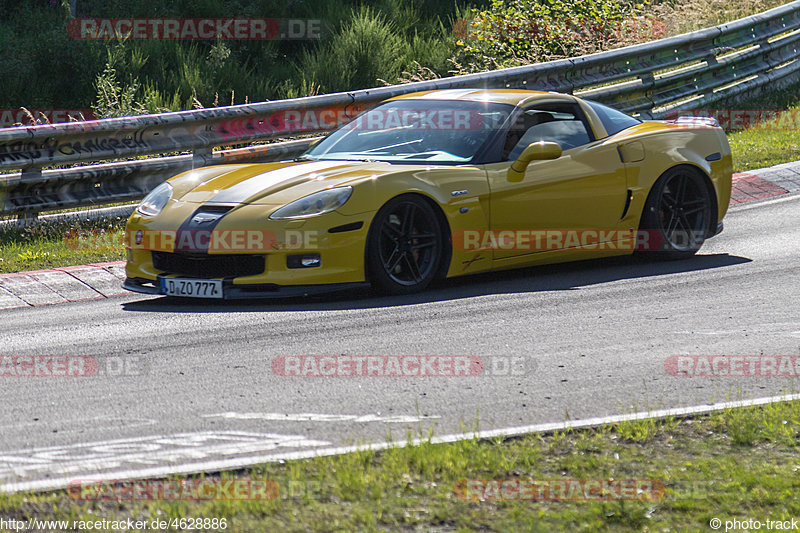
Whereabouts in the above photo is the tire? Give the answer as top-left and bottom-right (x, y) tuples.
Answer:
(366, 194), (444, 295)
(638, 166), (713, 260)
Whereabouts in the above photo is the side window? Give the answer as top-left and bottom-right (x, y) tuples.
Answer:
(585, 100), (641, 136)
(503, 103), (593, 161)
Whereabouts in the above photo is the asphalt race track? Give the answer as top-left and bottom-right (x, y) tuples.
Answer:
(1, 194), (798, 491)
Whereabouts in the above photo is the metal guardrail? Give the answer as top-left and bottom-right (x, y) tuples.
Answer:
(1, 1), (799, 218)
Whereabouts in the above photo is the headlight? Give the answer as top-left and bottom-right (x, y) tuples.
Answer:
(269, 186), (353, 220)
(137, 182), (173, 217)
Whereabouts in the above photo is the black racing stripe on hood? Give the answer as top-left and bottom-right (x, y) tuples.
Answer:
(174, 205), (234, 253)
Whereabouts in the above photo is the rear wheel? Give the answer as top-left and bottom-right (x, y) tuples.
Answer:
(639, 166), (713, 260)
(366, 195), (443, 295)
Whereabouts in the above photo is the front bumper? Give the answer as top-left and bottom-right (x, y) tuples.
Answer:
(125, 206), (373, 290)
(123, 276), (369, 299)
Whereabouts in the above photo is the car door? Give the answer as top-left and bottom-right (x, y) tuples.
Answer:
(485, 102), (629, 261)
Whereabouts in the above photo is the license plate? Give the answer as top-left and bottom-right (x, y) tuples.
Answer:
(160, 278), (223, 299)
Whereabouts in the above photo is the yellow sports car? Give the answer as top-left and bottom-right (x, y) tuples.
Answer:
(123, 89), (732, 298)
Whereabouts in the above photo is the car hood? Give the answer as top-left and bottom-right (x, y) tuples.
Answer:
(170, 160), (399, 206)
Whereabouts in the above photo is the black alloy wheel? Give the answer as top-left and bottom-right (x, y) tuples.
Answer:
(366, 194), (443, 295)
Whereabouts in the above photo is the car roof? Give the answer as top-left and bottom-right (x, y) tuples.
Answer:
(387, 88), (575, 107)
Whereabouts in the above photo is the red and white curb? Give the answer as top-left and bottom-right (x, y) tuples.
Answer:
(731, 173), (789, 204)
(0, 262), (127, 310)
(1, 161), (798, 311)
(731, 159), (800, 203)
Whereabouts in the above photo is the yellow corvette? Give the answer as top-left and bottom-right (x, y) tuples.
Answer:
(123, 89), (732, 298)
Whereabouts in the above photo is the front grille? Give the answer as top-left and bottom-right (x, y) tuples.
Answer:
(152, 252), (265, 278)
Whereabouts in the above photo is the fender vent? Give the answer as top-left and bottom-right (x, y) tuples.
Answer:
(620, 190), (633, 219)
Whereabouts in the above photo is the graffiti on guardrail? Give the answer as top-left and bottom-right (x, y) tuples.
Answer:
(0, 131), (149, 164)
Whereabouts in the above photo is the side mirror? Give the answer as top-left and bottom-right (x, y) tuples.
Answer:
(507, 141), (562, 182)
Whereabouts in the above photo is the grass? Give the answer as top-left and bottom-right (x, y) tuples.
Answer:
(1, 400), (800, 531)
(729, 128), (800, 173)
(724, 81), (800, 173)
(0, 217), (126, 274)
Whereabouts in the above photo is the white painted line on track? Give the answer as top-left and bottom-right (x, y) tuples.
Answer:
(3, 392), (800, 494)
(0, 432), (330, 493)
(204, 412), (440, 423)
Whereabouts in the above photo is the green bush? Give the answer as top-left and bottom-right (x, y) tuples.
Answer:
(0, 1), (472, 112)
(298, 8), (410, 94)
(456, 0), (654, 70)
(0, 0), (776, 115)
(0, 1), (106, 109)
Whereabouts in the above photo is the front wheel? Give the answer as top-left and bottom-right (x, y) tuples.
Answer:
(366, 195), (444, 295)
(639, 166), (713, 260)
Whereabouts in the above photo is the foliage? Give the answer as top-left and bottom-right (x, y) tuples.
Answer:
(651, 0), (790, 36)
(0, 213), (127, 273)
(0, 0), (471, 112)
(0, 0), (792, 115)
(93, 55), (146, 118)
(455, 0), (656, 70)
(298, 8), (409, 94)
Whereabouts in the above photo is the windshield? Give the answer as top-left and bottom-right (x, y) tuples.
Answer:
(302, 99), (514, 164)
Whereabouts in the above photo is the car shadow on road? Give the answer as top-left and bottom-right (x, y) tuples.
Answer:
(121, 252), (752, 314)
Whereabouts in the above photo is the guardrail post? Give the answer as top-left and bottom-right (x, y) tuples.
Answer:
(18, 168), (42, 224)
(18, 210), (39, 225)
(638, 71), (656, 119)
(192, 147), (212, 167)
(639, 72), (655, 86)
